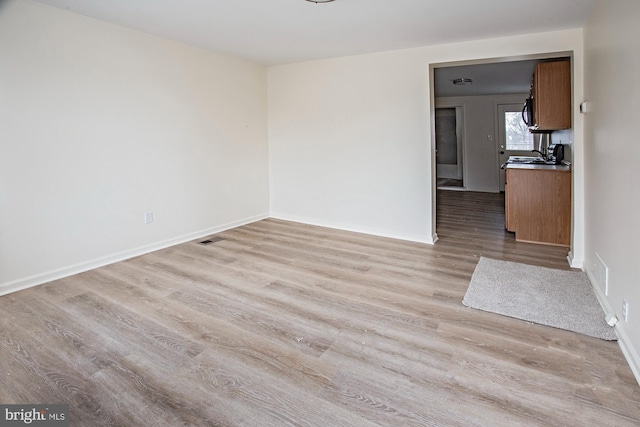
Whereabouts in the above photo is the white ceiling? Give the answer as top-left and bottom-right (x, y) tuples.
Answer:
(34, 0), (596, 66)
(434, 60), (541, 97)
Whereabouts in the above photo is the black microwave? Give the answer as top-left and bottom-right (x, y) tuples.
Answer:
(522, 98), (535, 128)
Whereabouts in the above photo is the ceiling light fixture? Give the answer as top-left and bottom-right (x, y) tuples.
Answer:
(452, 78), (473, 86)
(305, 0), (335, 3)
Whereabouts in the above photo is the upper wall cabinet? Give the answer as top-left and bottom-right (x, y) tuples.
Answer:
(530, 60), (572, 131)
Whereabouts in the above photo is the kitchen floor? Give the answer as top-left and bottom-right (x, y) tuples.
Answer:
(436, 178), (464, 188)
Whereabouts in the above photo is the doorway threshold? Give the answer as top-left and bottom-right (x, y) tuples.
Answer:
(437, 186), (467, 191)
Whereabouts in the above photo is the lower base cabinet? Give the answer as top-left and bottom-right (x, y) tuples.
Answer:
(505, 167), (571, 246)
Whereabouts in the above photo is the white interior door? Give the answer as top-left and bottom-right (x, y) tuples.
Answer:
(497, 103), (536, 191)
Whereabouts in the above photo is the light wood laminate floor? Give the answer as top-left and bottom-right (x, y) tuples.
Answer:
(1, 190), (639, 426)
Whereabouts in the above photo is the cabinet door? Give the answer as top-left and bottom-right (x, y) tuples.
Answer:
(533, 60), (571, 131)
(507, 168), (571, 246)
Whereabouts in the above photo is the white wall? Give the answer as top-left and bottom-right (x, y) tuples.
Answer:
(268, 29), (585, 252)
(583, 0), (640, 381)
(268, 52), (432, 242)
(0, 0), (269, 293)
(436, 94), (529, 193)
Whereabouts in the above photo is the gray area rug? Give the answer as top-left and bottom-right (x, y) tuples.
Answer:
(462, 257), (616, 340)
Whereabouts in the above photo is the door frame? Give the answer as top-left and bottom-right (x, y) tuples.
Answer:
(429, 51), (582, 269)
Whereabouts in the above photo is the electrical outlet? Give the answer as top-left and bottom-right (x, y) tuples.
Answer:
(622, 299), (629, 322)
(144, 211), (154, 224)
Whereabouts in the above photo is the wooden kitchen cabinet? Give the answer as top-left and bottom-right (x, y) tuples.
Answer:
(531, 60), (571, 131)
(505, 166), (571, 246)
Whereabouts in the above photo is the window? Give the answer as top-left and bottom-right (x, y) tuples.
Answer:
(504, 111), (533, 150)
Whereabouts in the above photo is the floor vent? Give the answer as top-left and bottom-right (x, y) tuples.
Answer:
(199, 237), (224, 245)
(594, 253), (609, 296)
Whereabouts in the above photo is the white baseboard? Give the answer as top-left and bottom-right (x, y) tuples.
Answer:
(616, 324), (640, 387)
(587, 267), (640, 387)
(0, 213), (268, 297)
(567, 250), (583, 269)
(269, 213), (435, 245)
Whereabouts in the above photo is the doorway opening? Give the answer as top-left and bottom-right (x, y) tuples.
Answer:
(430, 52), (575, 246)
(435, 107), (464, 190)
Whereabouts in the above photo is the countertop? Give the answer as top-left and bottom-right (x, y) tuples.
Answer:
(505, 162), (571, 171)
(504, 157), (571, 171)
